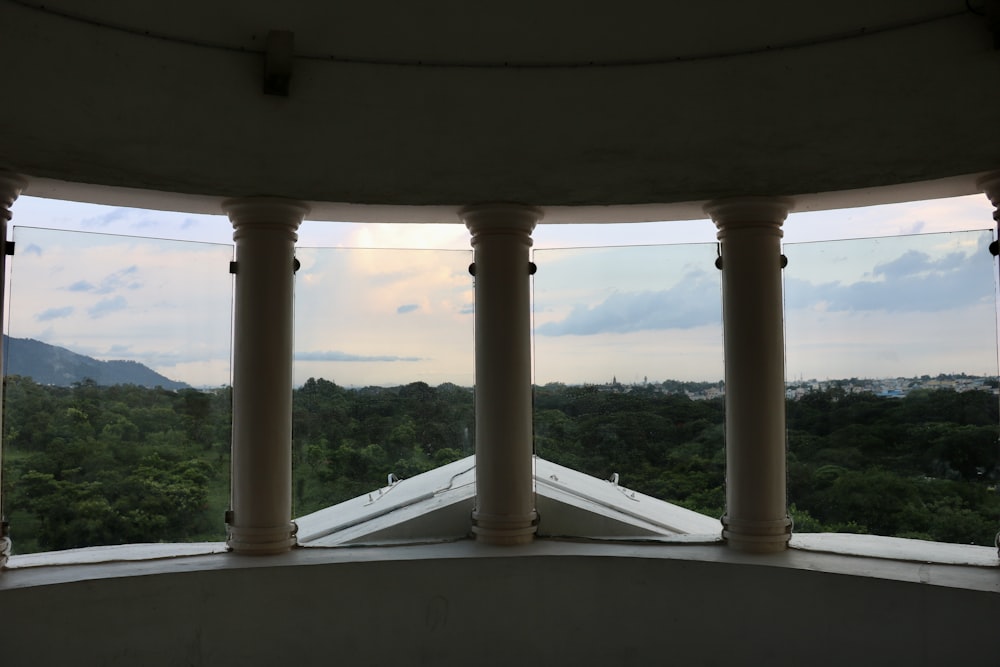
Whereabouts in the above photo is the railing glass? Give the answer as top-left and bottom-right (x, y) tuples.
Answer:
(783, 230), (1000, 544)
(291, 247), (475, 517)
(2, 227), (234, 554)
(531, 243), (726, 525)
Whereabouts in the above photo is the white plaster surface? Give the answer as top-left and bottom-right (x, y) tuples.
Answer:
(791, 533), (998, 567)
(2, 3), (997, 212)
(6, 541), (227, 569)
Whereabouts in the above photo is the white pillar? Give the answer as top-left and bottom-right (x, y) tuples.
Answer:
(981, 171), (1000, 290)
(461, 203), (542, 545)
(0, 171), (27, 568)
(976, 171), (1000, 558)
(223, 197), (308, 555)
(705, 197), (793, 553)
(978, 171), (1000, 226)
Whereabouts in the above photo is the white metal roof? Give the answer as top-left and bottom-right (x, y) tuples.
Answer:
(295, 455), (721, 546)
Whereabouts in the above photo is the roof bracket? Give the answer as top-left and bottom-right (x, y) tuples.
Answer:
(977, 0), (1000, 48)
(263, 30), (294, 96)
(990, 0), (1000, 48)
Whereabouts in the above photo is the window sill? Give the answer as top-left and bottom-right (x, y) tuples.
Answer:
(4, 541), (228, 570)
(789, 532), (998, 567)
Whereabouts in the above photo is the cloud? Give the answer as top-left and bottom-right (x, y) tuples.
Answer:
(81, 208), (131, 228)
(396, 304), (420, 314)
(459, 304), (474, 315)
(295, 350), (423, 362)
(66, 280), (96, 292)
(536, 271), (720, 336)
(871, 249), (965, 280)
(63, 267), (142, 295)
(785, 244), (992, 314)
(36, 306), (74, 321)
(23, 243), (43, 256)
(95, 266), (142, 294)
(88, 295), (128, 318)
(900, 220), (926, 235)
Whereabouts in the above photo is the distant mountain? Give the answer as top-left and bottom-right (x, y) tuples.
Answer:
(2, 336), (189, 390)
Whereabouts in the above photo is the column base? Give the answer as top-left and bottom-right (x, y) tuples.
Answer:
(0, 535), (11, 569)
(721, 514), (792, 553)
(471, 510), (538, 545)
(227, 522), (298, 555)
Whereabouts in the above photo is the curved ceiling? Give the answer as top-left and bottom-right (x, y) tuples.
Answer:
(1, 0), (998, 220)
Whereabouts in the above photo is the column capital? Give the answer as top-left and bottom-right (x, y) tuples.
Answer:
(976, 171), (1000, 210)
(0, 171), (29, 213)
(222, 197), (310, 237)
(703, 196), (794, 231)
(460, 203), (543, 242)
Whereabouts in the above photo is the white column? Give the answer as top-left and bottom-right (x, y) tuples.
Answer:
(705, 197), (793, 553)
(977, 171), (1000, 558)
(461, 203), (542, 545)
(982, 171), (1000, 289)
(979, 171), (1000, 226)
(223, 197), (309, 555)
(0, 171), (27, 568)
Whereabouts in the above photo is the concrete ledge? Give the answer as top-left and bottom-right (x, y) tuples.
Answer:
(3, 536), (997, 593)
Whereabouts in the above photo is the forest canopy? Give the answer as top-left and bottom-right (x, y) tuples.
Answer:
(2, 375), (997, 553)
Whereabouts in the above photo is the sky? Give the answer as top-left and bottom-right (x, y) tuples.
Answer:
(3, 193), (997, 387)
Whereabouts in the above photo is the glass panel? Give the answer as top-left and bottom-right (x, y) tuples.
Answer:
(291, 248), (474, 515)
(2, 227), (234, 554)
(784, 231), (1000, 544)
(532, 244), (725, 515)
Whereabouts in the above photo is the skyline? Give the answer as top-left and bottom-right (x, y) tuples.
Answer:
(2, 193), (998, 387)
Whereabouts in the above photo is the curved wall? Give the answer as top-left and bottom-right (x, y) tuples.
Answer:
(4, 545), (997, 666)
(2, 2), (998, 208)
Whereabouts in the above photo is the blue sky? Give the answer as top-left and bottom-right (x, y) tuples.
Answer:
(532, 243), (723, 385)
(7, 227), (234, 386)
(783, 230), (997, 381)
(4, 193), (997, 386)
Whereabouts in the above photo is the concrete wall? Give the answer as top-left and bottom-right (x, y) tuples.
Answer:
(4, 3), (999, 213)
(4, 543), (997, 666)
